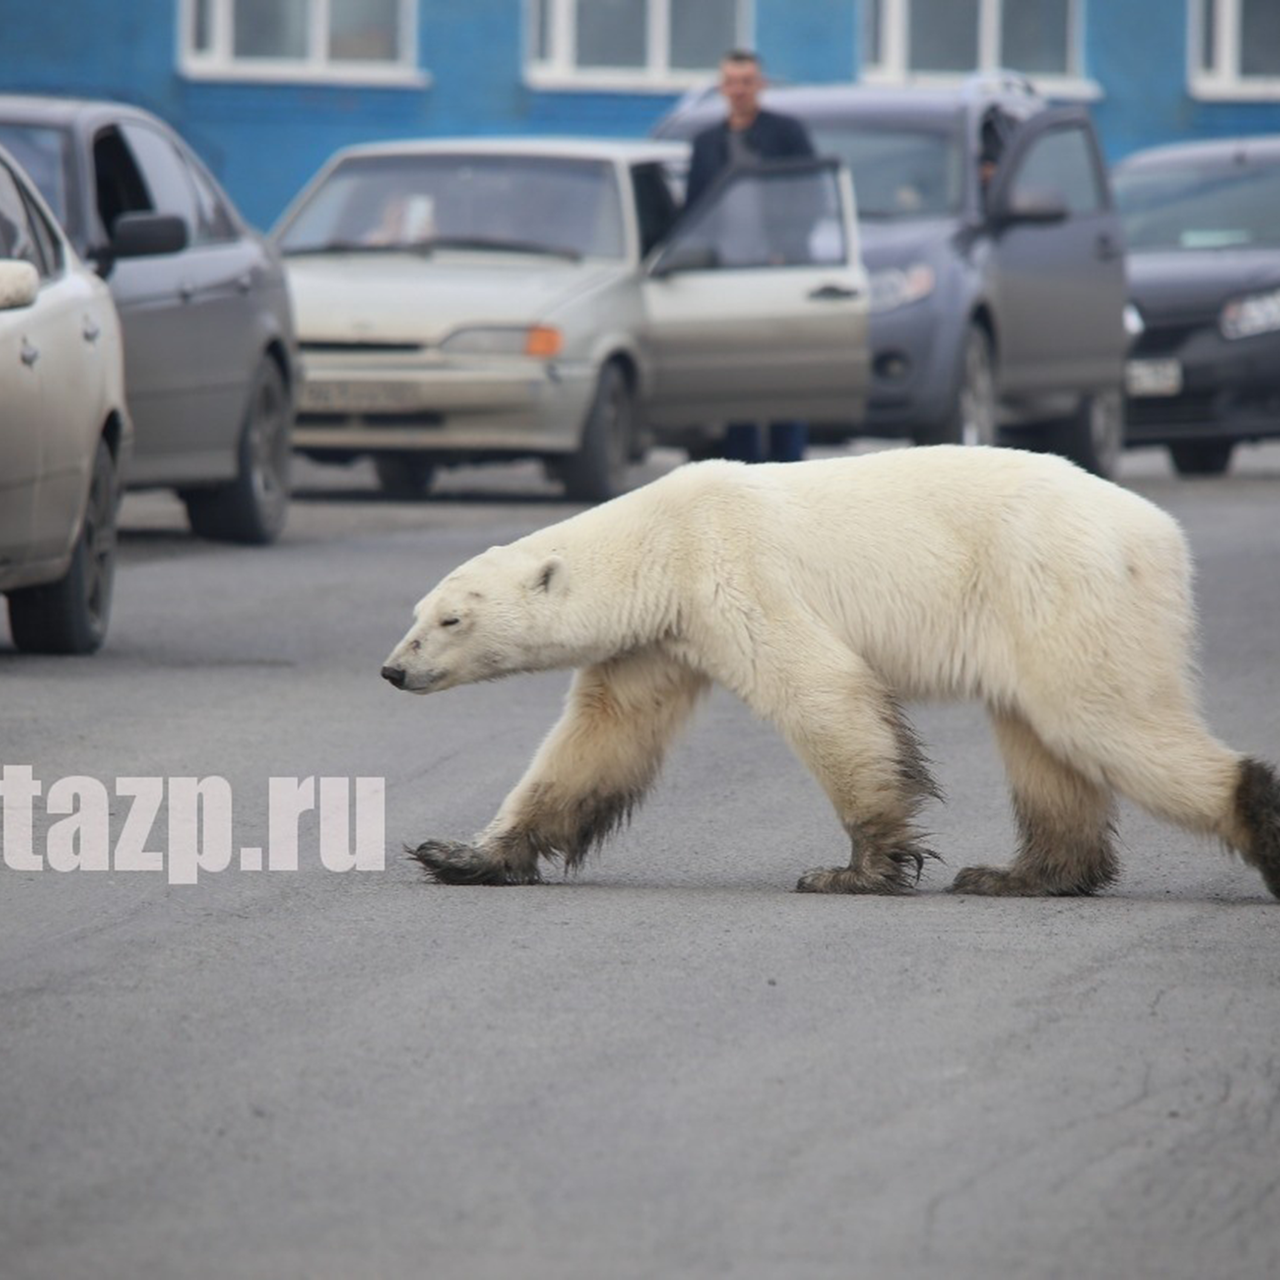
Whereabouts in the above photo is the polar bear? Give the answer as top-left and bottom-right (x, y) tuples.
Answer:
(381, 446), (1280, 898)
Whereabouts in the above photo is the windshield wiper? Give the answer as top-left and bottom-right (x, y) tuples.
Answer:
(423, 236), (582, 261)
(280, 240), (414, 257)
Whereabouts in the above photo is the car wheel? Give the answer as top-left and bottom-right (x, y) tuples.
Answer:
(560, 361), (632, 502)
(1169, 439), (1234, 477)
(374, 453), (436, 500)
(1044, 387), (1124, 479)
(917, 325), (997, 448)
(184, 357), (291, 544)
(8, 437), (117, 655)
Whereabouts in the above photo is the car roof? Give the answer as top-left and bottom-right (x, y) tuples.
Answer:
(0, 93), (163, 130)
(330, 136), (689, 166)
(1116, 134), (1280, 171)
(655, 75), (1045, 136)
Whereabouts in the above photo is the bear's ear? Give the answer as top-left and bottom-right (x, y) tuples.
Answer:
(530, 555), (566, 595)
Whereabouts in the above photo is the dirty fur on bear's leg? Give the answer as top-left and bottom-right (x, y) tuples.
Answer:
(1234, 757), (1280, 899)
(951, 710), (1119, 897)
(407, 838), (542, 885)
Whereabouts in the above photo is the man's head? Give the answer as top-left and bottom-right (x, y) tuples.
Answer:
(718, 49), (765, 128)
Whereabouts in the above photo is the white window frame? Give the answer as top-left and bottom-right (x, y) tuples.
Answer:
(526, 0), (753, 92)
(861, 0), (1100, 100)
(1191, 0), (1280, 100)
(178, 0), (427, 87)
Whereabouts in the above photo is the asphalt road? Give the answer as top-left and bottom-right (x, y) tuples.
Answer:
(2, 442), (1279, 1280)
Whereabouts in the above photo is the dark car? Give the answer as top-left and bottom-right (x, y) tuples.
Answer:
(1115, 136), (1280, 476)
(655, 74), (1130, 476)
(0, 96), (296, 542)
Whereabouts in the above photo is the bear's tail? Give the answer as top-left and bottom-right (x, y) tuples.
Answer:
(1234, 758), (1280, 900)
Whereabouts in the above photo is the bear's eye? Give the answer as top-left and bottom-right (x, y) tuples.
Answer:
(440, 616), (461, 628)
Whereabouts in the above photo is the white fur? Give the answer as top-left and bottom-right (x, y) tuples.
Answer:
(385, 446), (1249, 889)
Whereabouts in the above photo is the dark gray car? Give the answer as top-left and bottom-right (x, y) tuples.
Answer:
(0, 96), (296, 543)
(1115, 135), (1280, 476)
(655, 74), (1130, 477)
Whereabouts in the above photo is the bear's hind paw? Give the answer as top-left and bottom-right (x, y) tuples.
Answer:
(406, 840), (542, 886)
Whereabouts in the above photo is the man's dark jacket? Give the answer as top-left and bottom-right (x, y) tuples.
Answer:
(684, 109), (815, 209)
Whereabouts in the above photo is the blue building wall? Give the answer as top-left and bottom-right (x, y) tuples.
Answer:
(2, 1), (1279, 230)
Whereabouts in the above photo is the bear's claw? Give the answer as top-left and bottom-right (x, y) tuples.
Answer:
(407, 840), (543, 885)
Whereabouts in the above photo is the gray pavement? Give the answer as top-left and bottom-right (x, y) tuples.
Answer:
(2, 442), (1278, 1280)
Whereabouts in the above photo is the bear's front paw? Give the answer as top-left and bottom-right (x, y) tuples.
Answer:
(796, 866), (916, 895)
(407, 840), (542, 886)
(950, 865), (1040, 896)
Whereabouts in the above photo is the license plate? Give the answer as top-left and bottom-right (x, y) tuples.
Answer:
(1125, 358), (1182, 398)
(299, 380), (423, 413)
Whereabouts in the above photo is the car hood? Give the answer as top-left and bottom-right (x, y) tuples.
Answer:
(283, 252), (622, 344)
(857, 217), (954, 271)
(1126, 249), (1280, 323)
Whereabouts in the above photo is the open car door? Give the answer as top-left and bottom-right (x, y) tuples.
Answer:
(641, 158), (869, 429)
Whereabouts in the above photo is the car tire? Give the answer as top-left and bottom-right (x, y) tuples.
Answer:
(917, 324), (997, 448)
(1043, 387), (1124, 479)
(183, 357), (291, 545)
(8, 437), (117, 655)
(1169, 439), (1234, 477)
(560, 361), (632, 503)
(374, 453), (436, 500)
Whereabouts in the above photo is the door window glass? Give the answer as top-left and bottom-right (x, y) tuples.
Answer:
(0, 162), (42, 272)
(631, 162), (680, 256)
(118, 123), (203, 242)
(1010, 125), (1103, 215)
(666, 163), (847, 270)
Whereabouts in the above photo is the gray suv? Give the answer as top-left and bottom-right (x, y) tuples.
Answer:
(656, 74), (1129, 476)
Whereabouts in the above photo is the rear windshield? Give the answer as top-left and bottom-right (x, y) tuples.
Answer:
(810, 123), (964, 219)
(275, 153), (627, 260)
(1115, 160), (1280, 251)
(0, 122), (74, 232)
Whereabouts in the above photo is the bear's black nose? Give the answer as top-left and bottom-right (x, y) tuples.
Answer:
(381, 665), (407, 688)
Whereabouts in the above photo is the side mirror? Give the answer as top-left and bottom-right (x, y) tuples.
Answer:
(649, 240), (718, 279)
(112, 212), (189, 259)
(0, 259), (39, 311)
(993, 187), (1069, 226)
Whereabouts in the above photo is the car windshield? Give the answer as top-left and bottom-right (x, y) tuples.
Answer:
(275, 153), (627, 260)
(1115, 160), (1280, 251)
(810, 123), (964, 219)
(0, 122), (75, 232)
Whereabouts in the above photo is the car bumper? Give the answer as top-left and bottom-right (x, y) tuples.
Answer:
(1125, 324), (1280, 445)
(292, 351), (596, 455)
(859, 302), (958, 434)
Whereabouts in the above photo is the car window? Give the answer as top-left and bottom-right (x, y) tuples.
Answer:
(18, 182), (63, 276)
(665, 162), (848, 269)
(182, 151), (238, 242)
(0, 123), (75, 232)
(631, 162), (680, 256)
(1115, 161), (1280, 251)
(1009, 124), (1104, 216)
(276, 153), (628, 260)
(0, 160), (45, 275)
(810, 123), (965, 219)
(117, 122), (205, 242)
(92, 127), (152, 238)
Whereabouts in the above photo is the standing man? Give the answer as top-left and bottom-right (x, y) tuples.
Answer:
(685, 50), (816, 462)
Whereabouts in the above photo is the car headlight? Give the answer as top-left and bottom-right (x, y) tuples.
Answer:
(1220, 288), (1280, 340)
(440, 325), (563, 357)
(868, 263), (936, 315)
(1123, 302), (1145, 339)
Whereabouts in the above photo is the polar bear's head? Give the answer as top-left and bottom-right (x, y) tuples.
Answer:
(381, 545), (569, 694)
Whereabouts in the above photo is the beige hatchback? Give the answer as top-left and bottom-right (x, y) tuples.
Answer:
(0, 145), (129, 654)
(273, 138), (869, 500)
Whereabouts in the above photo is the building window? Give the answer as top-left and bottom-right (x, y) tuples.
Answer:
(863, 0), (1082, 85)
(180, 0), (422, 84)
(1193, 0), (1280, 98)
(528, 0), (750, 90)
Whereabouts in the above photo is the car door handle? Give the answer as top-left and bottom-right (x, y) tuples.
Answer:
(20, 339), (39, 367)
(179, 282), (195, 302)
(236, 272), (253, 293)
(808, 283), (861, 301)
(1095, 233), (1122, 262)
(83, 318), (101, 344)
